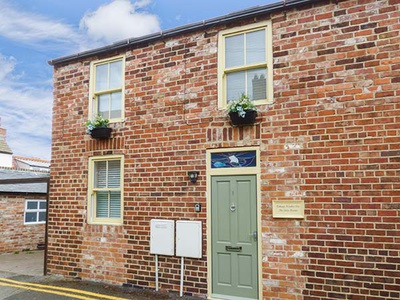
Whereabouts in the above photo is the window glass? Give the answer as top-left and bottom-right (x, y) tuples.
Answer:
(39, 202), (47, 209)
(96, 191), (109, 218)
(110, 92), (122, 119)
(27, 201), (37, 210)
(109, 61), (122, 89)
(95, 64), (108, 91)
(211, 151), (257, 168)
(108, 160), (121, 188)
(225, 34), (244, 68)
(247, 68), (267, 100)
(246, 29), (265, 65)
(227, 71), (245, 102)
(98, 94), (109, 118)
(110, 191), (121, 218)
(25, 212), (37, 223)
(94, 161), (107, 188)
(39, 212), (46, 222)
(97, 92), (122, 120)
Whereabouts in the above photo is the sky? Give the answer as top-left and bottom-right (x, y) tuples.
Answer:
(0, 0), (274, 160)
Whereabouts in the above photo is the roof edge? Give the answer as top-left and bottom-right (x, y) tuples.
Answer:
(0, 166), (50, 174)
(0, 150), (13, 155)
(48, 0), (316, 66)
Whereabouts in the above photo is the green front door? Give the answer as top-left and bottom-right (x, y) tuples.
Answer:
(211, 175), (258, 300)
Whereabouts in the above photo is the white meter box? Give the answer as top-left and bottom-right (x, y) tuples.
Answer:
(150, 219), (174, 256)
(176, 221), (202, 258)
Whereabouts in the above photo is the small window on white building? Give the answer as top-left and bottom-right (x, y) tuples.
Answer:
(24, 199), (46, 224)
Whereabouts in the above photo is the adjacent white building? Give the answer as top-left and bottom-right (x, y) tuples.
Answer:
(0, 119), (13, 168)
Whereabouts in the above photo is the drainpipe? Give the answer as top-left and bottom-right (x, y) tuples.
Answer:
(44, 177), (50, 275)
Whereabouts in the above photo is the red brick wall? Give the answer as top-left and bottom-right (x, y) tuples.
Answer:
(271, 1), (400, 299)
(0, 194), (46, 253)
(49, 0), (400, 299)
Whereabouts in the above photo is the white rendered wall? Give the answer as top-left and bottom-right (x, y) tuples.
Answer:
(0, 153), (12, 168)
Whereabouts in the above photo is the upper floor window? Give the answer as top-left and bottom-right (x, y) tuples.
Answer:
(88, 155), (124, 225)
(24, 199), (46, 224)
(90, 56), (125, 122)
(218, 21), (273, 108)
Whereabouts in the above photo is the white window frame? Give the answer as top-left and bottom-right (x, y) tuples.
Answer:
(217, 20), (273, 109)
(24, 199), (46, 225)
(88, 155), (124, 225)
(89, 55), (125, 123)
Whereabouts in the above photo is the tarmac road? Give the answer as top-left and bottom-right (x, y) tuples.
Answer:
(0, 251), (199, 300)
(0, 274), (180, 300)
(0, 275), (132, 300)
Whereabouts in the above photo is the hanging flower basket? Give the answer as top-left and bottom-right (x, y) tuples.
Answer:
(90, 127), (112, 139)
(85, 114), (112, 139)
(227, 93), (258, 126)
(229, 110), (257, 126)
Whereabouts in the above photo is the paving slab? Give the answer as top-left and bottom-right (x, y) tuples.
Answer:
(0, 251), (44, 276)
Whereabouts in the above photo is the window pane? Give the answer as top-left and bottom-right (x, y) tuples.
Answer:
(98, 94), (109, 119)
(108, 160), (121, 188)
(227, 71), (245, 102)
(109, 191), (121, 218)
(110, 92), (122, 119)
(211, 151), (257, 168)
(94, 161), (107, 188)
(25, 212), (37, 223)
(246, 30), (265, 65)
(96, 191), (109, 218)
(109, 61), (122, 89)
(225, 34), (244, 68)
(27, 201), (37, 210)
(39, 201), (46, 209)
(96, 64), (108, 91)
(247, 68), (267, 100)
(39, 212), (46, 222)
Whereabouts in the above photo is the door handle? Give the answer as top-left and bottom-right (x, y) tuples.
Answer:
(252, 231), (257, 242)
(230, 204), (236, 212)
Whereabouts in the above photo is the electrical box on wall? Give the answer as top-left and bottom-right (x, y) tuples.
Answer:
(150, 219), (174, 256)
(176, 221), (202, 258)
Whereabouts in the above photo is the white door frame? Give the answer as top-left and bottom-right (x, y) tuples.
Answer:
(206, 147), (262, 300)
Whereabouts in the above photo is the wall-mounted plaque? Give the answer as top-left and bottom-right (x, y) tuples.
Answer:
(272, 200), (305, 219)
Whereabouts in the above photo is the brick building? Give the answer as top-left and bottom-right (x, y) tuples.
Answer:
(0, 168), (49, 253)
(48, 0), (400, 299)
(0, 120), (50, 254)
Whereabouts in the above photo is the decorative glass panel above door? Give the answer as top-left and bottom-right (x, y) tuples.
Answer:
(211, 151), (257, 168)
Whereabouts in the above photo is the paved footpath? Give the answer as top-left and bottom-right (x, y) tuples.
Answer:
(0, 251), (199, 300)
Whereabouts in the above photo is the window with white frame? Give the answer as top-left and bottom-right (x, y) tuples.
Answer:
(24, 199), (46, 224)
(90, 56), (125, 122)
(218, 21), (273, 108)
(88, 155), (123, 224)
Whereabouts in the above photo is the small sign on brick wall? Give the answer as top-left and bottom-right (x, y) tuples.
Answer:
(272, 200), (305, 219)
